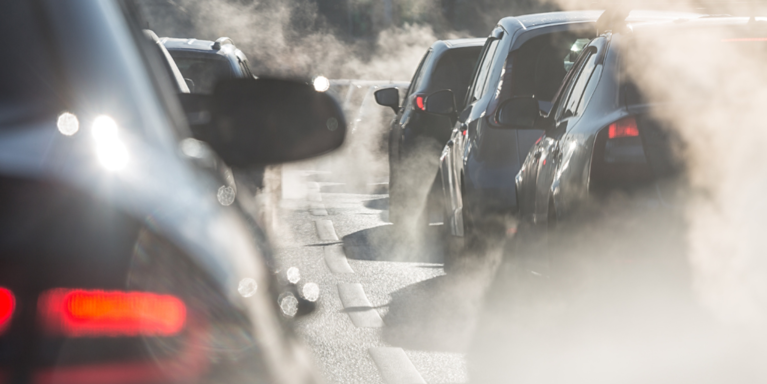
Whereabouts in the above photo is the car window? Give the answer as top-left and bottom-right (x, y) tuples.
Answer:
(169, 52), (236, 94)
(470, 39), (500, 102)
(562, 50), (597, 117)
(427, 47), (482, 109)
(555, 48), (595, 119)
(574, 62), (602, 116)
(508, 32), (592, 103)
(553, 47), (590, 120)
(406, 50), (431, 99)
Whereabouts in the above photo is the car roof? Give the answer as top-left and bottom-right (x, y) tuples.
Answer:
(500, 10), (704, 31)
(442, 38), (487, 49)
(160, 37), (238, 55)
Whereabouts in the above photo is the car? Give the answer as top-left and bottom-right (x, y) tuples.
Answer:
(0, 1), (345, 383)
(374, 38), (485, 227)
(162, 36), (274, 193)
(161, 36), (255, 94)
(511, 10), (754, 266)
(426, 11), (699, 246)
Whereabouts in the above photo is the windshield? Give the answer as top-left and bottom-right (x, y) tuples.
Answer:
(168, 52), (235, 94)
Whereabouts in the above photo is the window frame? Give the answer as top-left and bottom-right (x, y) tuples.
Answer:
(468, 38), (500, 104)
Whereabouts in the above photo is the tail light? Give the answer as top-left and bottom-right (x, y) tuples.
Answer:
(0, 288), (14, 334)
(608, 116), (639, 139)
(39, 289), (186, 337)
(415, 95), (425, 111)
(590, 116), (652, 193)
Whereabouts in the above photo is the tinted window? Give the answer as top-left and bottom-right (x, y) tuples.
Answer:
(471, 39), (500, 102)
(427, 47), (482, 109)
(406, 51), (431, 99)
(561, 49), (597, 118)
(169, 52), (235, 94)
(509, 32), (591, 102)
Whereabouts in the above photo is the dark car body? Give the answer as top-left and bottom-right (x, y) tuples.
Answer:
(381, 38), (485, 225)
(0, 1), (328, 383)
(439, 11), (699, 238)
(161, 37), (255, 94)
(514, 16), (752, 236)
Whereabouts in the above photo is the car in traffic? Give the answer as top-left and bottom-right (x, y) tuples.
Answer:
(426, 10), (701, 249)
(161, 36), (255, 94)
(425, 12), (599, 246)
(374, 38), (485, 226)
(0, 1), (344, 383)
(512, 11), (759, 247)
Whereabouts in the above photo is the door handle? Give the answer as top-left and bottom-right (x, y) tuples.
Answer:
(447, 140), (454, 147)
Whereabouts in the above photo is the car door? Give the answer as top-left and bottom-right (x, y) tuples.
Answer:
(534, 41), (603, 223)
(443, 34), (502, 235)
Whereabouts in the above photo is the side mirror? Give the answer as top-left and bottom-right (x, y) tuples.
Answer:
(496, 97), (540, 129)
(181, 78), (346, 167)
(424, 89), (456, 116)
(374, 87), (399, 112)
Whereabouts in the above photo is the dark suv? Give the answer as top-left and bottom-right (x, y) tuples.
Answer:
(0, 1), (344, 383)
(374, 38), (485, 226)
(162, 37), (255, 94)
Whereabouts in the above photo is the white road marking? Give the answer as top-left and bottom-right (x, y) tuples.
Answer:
(323, 244), (354, 274)
(310, 202), (328, 216)
(368, 347), (426, 384)
(314, 219), (339, 242)
(337, 283), (384, 328)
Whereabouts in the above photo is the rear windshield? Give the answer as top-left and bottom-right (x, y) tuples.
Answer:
(426, 47), (482, 108)
(167, 51), (235, 94)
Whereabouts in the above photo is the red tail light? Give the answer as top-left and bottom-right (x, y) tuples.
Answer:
(39, 289), (186, 337)
(0, 288), (14, 334)
(608, 116), (639, 139)
(415, 95), (425, 111)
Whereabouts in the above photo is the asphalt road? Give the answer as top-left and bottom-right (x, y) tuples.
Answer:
(269, 159), (498, 384)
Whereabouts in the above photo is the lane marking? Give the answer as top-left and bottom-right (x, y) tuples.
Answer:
(310, 202), (328, 216)
(314, 220), (339, 242)
(323, 244), (354, 274)
(368, 347), (426, 384)
(337, 283), (383, 328)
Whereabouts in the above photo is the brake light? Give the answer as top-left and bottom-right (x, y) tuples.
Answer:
(608, 116), (639, 139)
(39, 289), (186, 337)
(0, 288), (14, 334)
(415, 95), (425, 111)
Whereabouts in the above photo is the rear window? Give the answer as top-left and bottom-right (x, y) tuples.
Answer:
(168, 52), (235, 94)
(426, 47), (483, 108)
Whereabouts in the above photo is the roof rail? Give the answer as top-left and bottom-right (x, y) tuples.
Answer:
(212, 37), (234, 50)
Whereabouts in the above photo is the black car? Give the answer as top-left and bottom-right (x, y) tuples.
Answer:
(0, 1), (344, 383)
(374, 38), (485, 226)
(425, 11), (697, 244)
(161, 37), (255, 94)
(513, 12), (758, 253)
